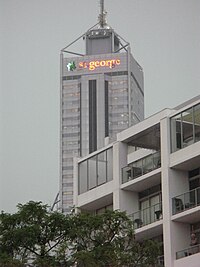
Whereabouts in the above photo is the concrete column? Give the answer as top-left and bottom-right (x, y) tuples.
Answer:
(112, 141), (138, 215)
(161, 117), (191, 267)
(73, 156), (79, 212)
(160, 116), (174, 267)
(113, 141), (127, 210)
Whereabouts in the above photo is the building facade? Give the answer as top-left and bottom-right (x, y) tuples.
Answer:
(60, 11), (144, 212)
(74, 95), (200, 267)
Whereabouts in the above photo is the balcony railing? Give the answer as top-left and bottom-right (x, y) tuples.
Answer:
(122, 151), (161, 184)
(172, 187), (200, 215)
(130, 202), (162, 229)
(176, 244), (200, 259)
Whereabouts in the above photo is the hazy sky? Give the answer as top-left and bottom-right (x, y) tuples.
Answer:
(1, 0), (200, 213)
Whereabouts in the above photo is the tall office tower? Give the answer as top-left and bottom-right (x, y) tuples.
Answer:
(59, 1), (144, 213)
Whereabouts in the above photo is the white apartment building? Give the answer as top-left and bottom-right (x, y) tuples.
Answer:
(74, 95), (200, 267)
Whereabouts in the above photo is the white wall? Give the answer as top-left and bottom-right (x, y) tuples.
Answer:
(113, 141), (127, 210)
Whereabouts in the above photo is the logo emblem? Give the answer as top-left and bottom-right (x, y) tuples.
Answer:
(67, 61), (76, 71)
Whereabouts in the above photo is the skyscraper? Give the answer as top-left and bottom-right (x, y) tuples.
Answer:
(60, 1), (144, 213)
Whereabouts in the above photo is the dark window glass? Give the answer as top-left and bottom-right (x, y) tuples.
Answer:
(189, 168), (200, 178)
(89, 80), (97, 153)
(190, 178), (200, 190)
(105, 81), (109, 137)
(139, 184), (161, 199)
(194, 104), (200, 142)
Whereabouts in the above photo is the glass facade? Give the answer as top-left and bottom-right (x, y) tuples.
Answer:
(108, 76), (129, 141)
(171, 103), (200, 152)
(78, 147), (113, 194)
(61, 79), (81, 210)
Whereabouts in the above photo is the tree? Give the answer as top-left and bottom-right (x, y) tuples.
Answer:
(0, 203), (160, 267)
(0, 211), (25, 266)
(0, 201), (70, 266)
(66, 210), (160, 267)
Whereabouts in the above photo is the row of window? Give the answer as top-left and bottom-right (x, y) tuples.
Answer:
(109, 88), (128, 93)
(63, 125), (80, 130)
(62, 108), (80, 112)
(105, 71), (128, 76)
(62, 99), (80, 104)
(62, 119), (80, 124)
(63, 75), (81, 80)
(62, 71), (128, 82)
(62, 92), (80, 97)
(62, 132), (80, 138)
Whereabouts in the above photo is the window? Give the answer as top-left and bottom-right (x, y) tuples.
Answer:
(89, 80), (97, 153)
(139, 185), (162, 225)
(189, 168), (200, 205)
(78, 147), (113, 194)
(97, 151), (107, 186)
(171, 103), (200, 152)
(105, 80), (109, 137)
(182, 108), (194, 148)
(194, 104), (200, 142)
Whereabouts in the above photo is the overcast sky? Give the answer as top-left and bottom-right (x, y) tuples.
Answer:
(1, 0), (200, 213)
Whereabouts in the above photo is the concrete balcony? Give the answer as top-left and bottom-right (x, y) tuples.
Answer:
(130, 202), (162, 230)
(174, 249), (200, 267)
(172, 187), (200, 224)
(121, 151), (161, 192)
(77, 180), (113, 211)
(170, 141), (200, 171)
(122, 151), (161, 184)
(176, 244), (200, 259)
(121, 167), (161, 192)
(172, 187), (200, 215)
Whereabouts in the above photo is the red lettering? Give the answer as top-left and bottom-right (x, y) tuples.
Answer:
(89, 61), (95, 70)
(79, 59), (121, 70)
(79, 62), (84, 68)
(100, 60), (106, 67)
(95, 61), (100, 67)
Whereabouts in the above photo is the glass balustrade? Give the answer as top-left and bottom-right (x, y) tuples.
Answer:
(172, 187), (200, 215)
(122, 151), (161, 183)
(130, 202), (162, 229)
(176, 244), (200, 259)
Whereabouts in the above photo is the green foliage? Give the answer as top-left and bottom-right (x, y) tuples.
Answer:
(0, 202), (161, 267)
(0, 252), (24, 267)
(68, 210), (135, 266)
(0, 201), (69, 266)
(120, 238), (161, 267)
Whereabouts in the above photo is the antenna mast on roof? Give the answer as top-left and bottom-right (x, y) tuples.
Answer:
(98, 0), (107, 28)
